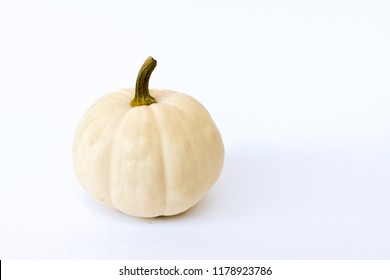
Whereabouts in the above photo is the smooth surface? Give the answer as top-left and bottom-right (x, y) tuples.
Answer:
(73, 89), (224, 217)
(0, 0), (389, 259)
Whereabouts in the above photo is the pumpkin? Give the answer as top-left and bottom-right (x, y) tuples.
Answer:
(72, 57), (224, 218)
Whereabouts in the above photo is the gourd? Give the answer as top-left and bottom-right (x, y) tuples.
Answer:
(72, 57), (224, 218)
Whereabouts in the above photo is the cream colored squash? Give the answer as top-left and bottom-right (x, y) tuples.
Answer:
(73, 57), (224, 218)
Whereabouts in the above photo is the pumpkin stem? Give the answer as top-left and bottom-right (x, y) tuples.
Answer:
(130, 56), (157, 107)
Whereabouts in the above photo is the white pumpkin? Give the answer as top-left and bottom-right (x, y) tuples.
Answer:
(73, 57), (224, 218)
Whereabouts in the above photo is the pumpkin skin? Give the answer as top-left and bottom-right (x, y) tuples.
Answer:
(72, 88), (224, 218)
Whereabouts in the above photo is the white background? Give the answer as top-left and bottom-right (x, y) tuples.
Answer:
(0, 0), (389, 259)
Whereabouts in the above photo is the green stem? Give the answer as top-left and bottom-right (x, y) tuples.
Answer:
(130, 56), (157, 107)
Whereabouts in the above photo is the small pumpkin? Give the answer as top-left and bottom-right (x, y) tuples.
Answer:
(73, 57), (224, 218)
